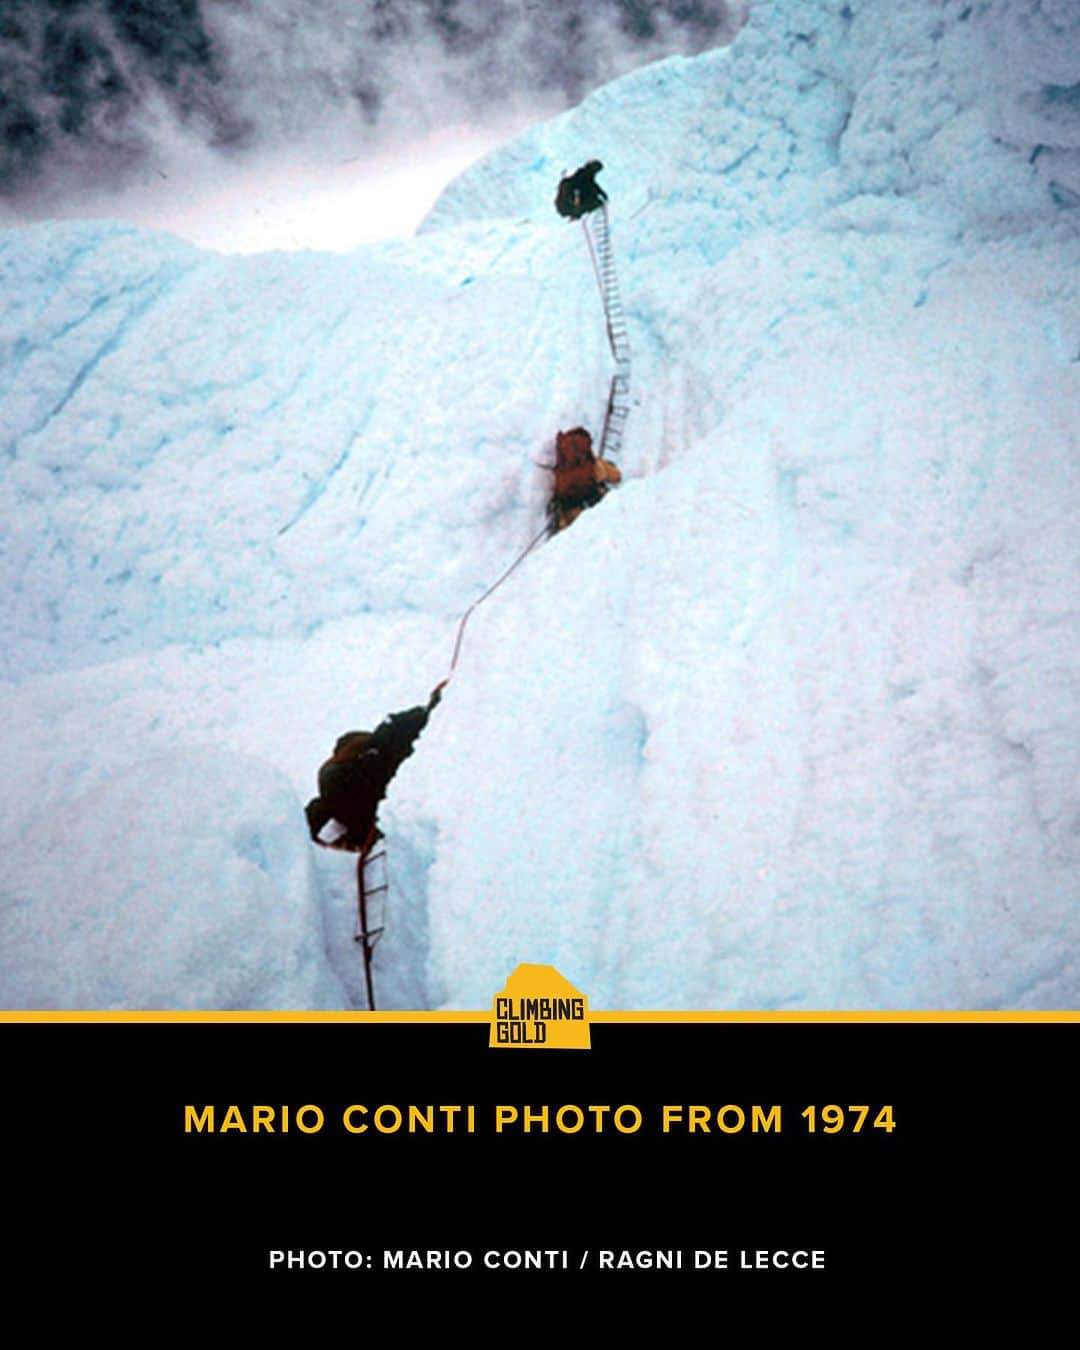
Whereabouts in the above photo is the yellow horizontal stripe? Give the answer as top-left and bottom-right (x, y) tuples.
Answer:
(1, 1009), (1077, 1024)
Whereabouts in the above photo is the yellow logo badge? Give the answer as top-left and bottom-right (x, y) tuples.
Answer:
(489, 964), (591, 1049)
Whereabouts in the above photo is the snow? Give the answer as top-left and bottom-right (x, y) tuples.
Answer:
(0, 750), (342, 1009)
(1, 0), (1078, 1009)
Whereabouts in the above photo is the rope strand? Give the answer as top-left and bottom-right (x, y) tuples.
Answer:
(448, 522), (550, 673)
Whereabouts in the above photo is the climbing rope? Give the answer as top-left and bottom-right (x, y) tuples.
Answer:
(312, 517), (549, 1007)
(448, 522), (550, 673)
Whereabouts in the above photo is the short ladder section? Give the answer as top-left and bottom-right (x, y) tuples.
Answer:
(354, 830), (388, 1011)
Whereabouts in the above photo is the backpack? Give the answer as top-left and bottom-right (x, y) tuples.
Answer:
(555, 175), (582, 219)
(554, 161), (606, 219)
(553, 428), (603, 508)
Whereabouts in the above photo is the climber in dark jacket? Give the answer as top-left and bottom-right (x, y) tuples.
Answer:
(555, 160), (607, 219)
(306, 682), (446, 851)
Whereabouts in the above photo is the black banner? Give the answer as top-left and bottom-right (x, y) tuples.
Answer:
(4, 1021), (1070, 1303)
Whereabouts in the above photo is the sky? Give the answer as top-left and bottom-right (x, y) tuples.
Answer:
(0, 0), (743, 251)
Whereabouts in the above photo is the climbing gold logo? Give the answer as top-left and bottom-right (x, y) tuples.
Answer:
(490, 964), (591, 1050)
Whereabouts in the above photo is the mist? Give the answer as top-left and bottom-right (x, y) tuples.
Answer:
(0, 1), (745, 248)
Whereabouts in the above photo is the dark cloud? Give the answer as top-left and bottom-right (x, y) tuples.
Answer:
(1, 0), (742, 204)
(1, 0), (241, 189)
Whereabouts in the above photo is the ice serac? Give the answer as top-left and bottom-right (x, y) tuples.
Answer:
(0, 751), (344, 1010)
(1, 0), (1078, 1010)
(979, 0), (1080, 201)
(401, 0), (1080, 1009)
(0, 219), (602, 679)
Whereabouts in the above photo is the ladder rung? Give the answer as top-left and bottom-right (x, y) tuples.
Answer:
(589, 206), (629, 466)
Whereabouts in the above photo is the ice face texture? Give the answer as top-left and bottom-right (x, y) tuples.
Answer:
(2, 1), (1078, 1009)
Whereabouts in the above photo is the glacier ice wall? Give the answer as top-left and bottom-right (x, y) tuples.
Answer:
(1, 0), (1077, 1008)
